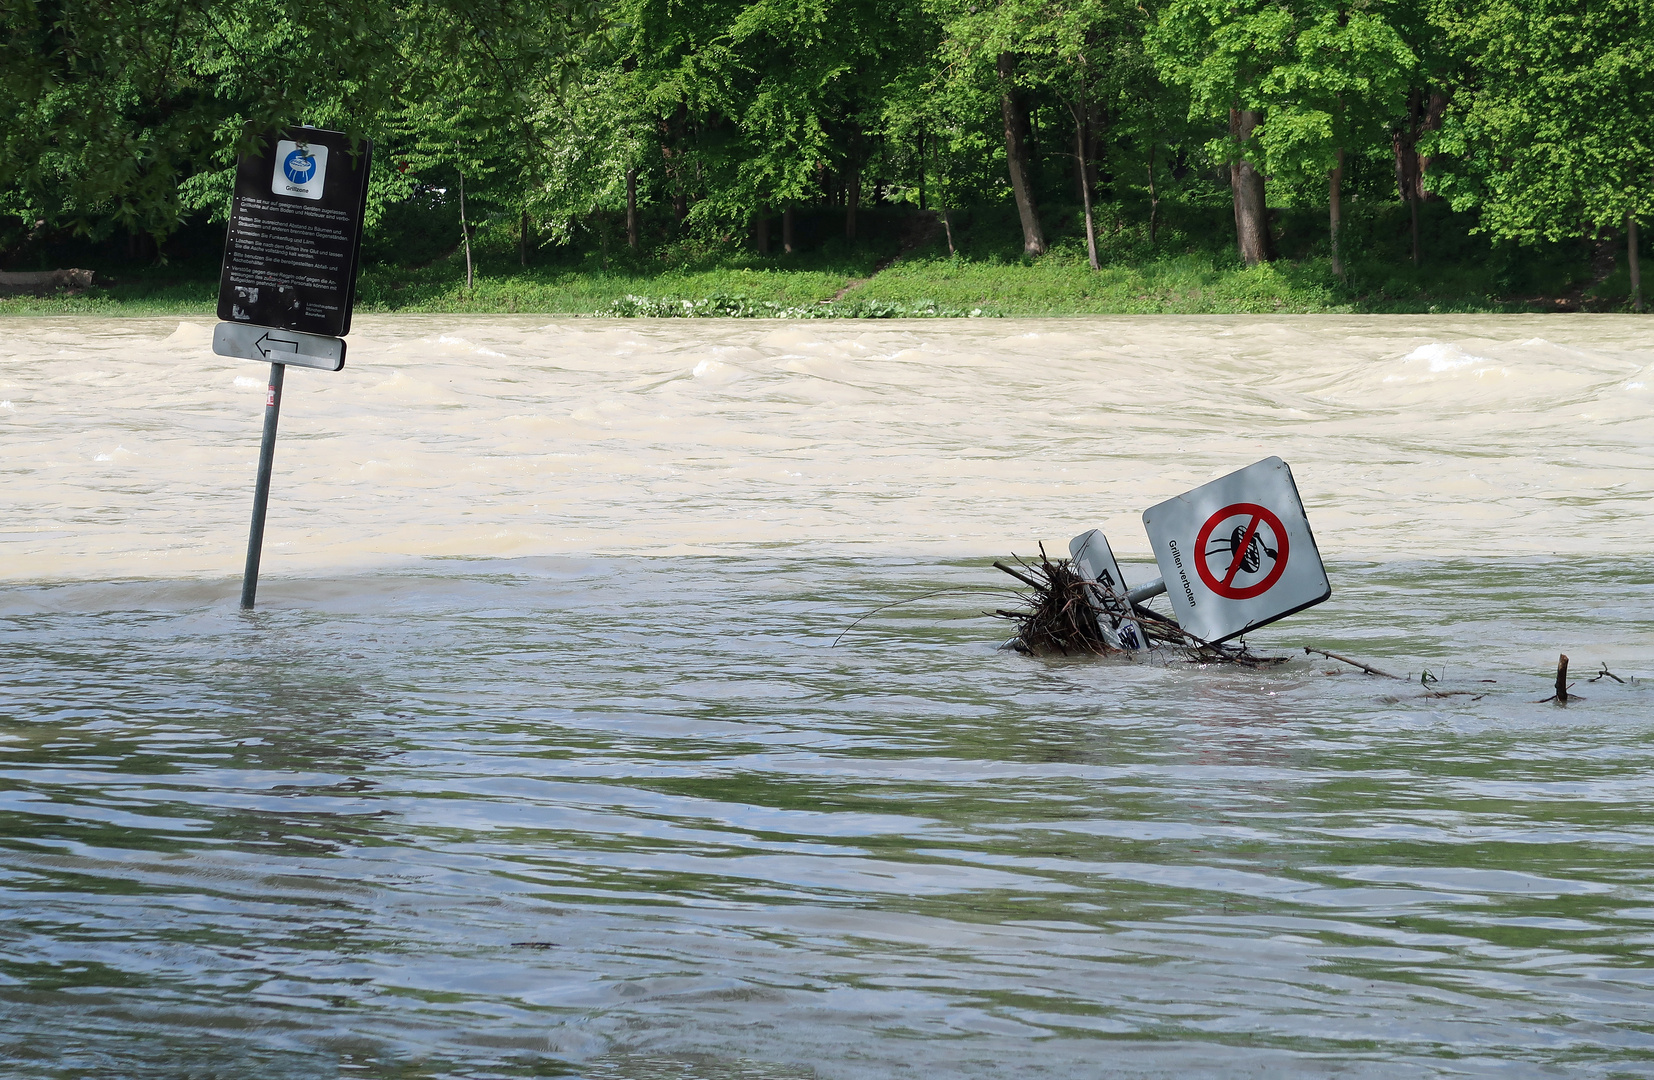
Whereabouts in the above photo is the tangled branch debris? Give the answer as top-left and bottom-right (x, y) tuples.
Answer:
(991, 547), (1285, 667)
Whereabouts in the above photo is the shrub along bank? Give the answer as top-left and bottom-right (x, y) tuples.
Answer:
(0, 199), (1635, 318)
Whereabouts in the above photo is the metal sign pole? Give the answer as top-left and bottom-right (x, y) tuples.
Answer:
(240, 362), (286, 610)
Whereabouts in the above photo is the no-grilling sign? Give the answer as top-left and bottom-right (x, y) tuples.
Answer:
(1142, 457), (1330, 644)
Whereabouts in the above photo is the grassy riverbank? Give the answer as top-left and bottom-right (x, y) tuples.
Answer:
(2, 201), (1639, 318)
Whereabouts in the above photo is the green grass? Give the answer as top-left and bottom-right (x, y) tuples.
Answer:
(0, 250), (1594, 319)
(1, 198), (1635, 318)
(852, 251), (1343, 314)
(354, 260), (859, 314)
(0, 276), (217, 316)
(0, 250), (1520, 319)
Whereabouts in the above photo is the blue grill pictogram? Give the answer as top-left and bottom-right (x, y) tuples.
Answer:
(283, 150), (317, 185)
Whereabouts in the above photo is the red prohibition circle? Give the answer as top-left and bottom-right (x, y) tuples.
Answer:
(1194, 502), (1289, 600)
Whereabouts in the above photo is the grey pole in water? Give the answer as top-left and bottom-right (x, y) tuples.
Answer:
(240, 362), (286, 610)
(1127, 578), (1168, 604)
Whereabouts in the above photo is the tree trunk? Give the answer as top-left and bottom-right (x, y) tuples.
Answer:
(659, 122), (687, 224)
(1631, 215), (1644, 313)
(1410, 196), (1421, 267)
(1395, 86), (1449, 266)
(941, 207), (956, 256)
(1329, 148), (1344, 279)
(625, 168), (638, 250)
(846, 171), (859, 240)
(1229, 109), (1271, 265)
(1393, 89), (1422, 265)
(1394, 86), (1449, 202)
(1393, 89), (1422, 201)
(782, 206), (795, 254)
(1417, 87), (1449, 198)
(519, 209), (529, 267)
(998, 52), (1046, 256)
(755, 212), (769, 254)
(1085, 100), (1104, 197)
(1074, 107), (1099, 270)
(918, 129), (927, 211)
(1147, 143), (1160, 248)
(458, 169), (473, 290)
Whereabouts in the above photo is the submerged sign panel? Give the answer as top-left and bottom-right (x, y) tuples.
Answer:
(1142, 457), (1329, 644)
(1068, 529), (1148, 650)
(216, 126), (371, 340)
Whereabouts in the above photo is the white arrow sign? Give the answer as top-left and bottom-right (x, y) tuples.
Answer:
(212, 322), (345, 371)
(1141, 457), (1329, 644)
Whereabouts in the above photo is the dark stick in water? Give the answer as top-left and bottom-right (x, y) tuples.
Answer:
(1303, 646), (1401, 679)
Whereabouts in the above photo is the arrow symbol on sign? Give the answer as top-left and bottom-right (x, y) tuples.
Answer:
(255, 332), (298, 358)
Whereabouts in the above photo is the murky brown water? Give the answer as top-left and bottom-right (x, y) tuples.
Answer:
(2, 316), (1651, 1078)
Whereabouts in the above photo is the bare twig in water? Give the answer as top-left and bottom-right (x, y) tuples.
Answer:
(831, 587), (1021, 647)
(1303, 646), (1401, 679)
(1590, 662), (1626, 684)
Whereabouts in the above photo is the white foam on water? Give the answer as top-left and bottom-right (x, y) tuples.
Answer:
(162, 321), (213, 347)
(1390, 342), (1501, 376)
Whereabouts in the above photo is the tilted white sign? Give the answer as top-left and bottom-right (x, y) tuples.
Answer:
(1141, 457), (1329, 644)
(1068, 529), (1148, 650)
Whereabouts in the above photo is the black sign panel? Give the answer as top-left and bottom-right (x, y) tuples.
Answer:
(216, 125), (372, 338)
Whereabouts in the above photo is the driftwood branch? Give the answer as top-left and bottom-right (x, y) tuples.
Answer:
(1590, 663), (1625, 684)
(992, 560), (1045, 592)
(1536, 653), (1581, 704)
(1303, 646), (1402, 679)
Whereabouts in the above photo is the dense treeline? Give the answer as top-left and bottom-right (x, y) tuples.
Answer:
(2, 0), (1650, 304)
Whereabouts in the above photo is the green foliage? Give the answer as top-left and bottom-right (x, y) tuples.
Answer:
(1, 0), (1644, 306)
(1148, 0), (1417, 178)
(1254, 5), (1415, 182)
(616, 0), (932, 224)
(1426, 0), (1654, 242)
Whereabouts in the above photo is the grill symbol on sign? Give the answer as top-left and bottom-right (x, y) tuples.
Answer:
(1195, 502), (1289, 600)
(283, 150), (317, 184)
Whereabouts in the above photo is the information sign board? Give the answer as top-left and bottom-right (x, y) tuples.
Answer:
(1141, 457), (1329, 644)
(215, 125), (371, 339)
(1068, 529), (1148, 650)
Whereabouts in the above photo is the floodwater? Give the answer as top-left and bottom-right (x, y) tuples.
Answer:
(2, 315), (1652, 1078)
